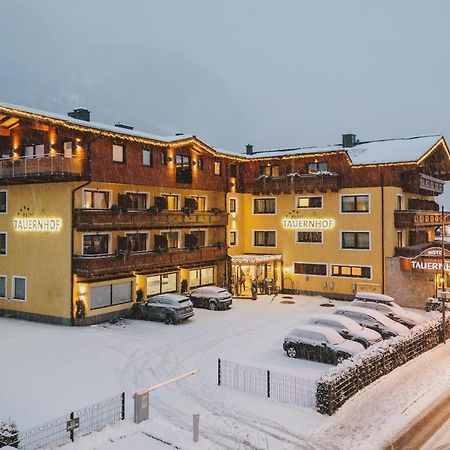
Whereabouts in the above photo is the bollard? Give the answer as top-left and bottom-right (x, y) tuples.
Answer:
(193, 413), (200, 442)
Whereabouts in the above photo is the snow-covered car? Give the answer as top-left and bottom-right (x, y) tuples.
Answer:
(335, 306), (410, 339)
(283, 324), (364, 365)
(131, 293), (194, 324)
(306, 314), (382, 348)
(354, 292), (396, 304)
(351, 299), (425, 328)
(189, 286), (232, 311)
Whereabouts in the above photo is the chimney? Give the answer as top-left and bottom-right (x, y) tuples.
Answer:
(68, 108), (90, 122)
(246, 144), (254, 155)
(342, 133), (357, 148)
(115, 122), (134, 130)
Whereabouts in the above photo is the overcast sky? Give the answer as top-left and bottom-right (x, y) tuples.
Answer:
(1, 0), (449, 205)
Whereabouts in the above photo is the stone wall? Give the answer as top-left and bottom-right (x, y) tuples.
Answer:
(385, 257), (436, 308)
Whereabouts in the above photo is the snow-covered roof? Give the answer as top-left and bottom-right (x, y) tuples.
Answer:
(246, 134), (444, 165)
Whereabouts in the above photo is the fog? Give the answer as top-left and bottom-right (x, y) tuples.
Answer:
(1, 0), (449, 205)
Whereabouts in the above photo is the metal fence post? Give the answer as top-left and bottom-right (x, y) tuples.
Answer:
(121, 392), (125, 420)
(267, 370), (271, 398)
(218, 358), (221, 386)
(69, 412), (75, 442)
(193, 414), (200, 442)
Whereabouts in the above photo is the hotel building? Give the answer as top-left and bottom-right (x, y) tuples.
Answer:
(0, 102), (448, 324)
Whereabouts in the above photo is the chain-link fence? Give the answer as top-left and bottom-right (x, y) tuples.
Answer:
(218, 359), (317, 409)
(1, 393), (125, 449)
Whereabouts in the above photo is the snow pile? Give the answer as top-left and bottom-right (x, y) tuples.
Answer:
(317, 317), (447, 414)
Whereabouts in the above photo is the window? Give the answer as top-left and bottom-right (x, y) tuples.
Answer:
(112, 144), (124, 162)
(0, 233), (6, 255)
(397, 231), (403, 247)
(294, 263), (327, 276)
(83, 234), (109, 255)
(191, 230), (206, 247)
(24, 144), (45, 158)
(341, 231), (370, 250)
(189, 267), (214, 288)
(25, 145), (34, 158)
(229, 198), (237, 213)
(90, 282), (132, 309)
(143, 148), (152, 167)
(0, 275), (6, 298)
(124, 233), (147, 252)
(162, 194), (179, 210)
(125, 192), (147, 210)
(161, 231), (179, 249)
(83, 190), (109, 209)
(12, 276), (26, 301)
(260, 165), (280, 177)
(230, 164), (237, 177)
(296, 196), (322, 209)
(307, 162), (328, 173)
(230, 231), (237, 246)
(176, 154), (192, 183)
(254, 231), (276, 247)
(197, 158), (204, 170)
(296, 231), (322, 243)
(0, 191), (6, 214)
(331, 265), (371, 279)
(63, 142), (73, 158)
(187, 196), (206, 211)
(214, 161), (221, 175)
(160, 149), (168, 165)
(147, 272), (178, 296)
(253, 198), (276, 214)
(397, 195), (403, 211)
(341, 195), (370, 213)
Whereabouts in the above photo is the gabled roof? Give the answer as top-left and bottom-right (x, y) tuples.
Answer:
(245, 134), (446, 165)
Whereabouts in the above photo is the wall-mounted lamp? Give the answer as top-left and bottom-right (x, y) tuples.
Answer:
(192, 160), (197, 166)
(167, 157), (173, 162)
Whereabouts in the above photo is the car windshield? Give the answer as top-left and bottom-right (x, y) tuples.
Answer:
(389, 303), (404, 314)
(326, 333), (345, 345)
(178, 299), (190, 304)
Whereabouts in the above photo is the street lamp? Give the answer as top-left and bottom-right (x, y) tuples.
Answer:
(438, 206), (450, 343)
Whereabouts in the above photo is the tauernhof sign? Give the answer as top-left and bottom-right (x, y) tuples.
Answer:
(13, 218), (62, 232)
(400, 246), (450, 273)
(282, 218), (335, 230)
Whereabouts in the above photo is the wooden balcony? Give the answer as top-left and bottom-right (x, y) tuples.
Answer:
(244, 173), (341, 195)
(73, 245), (228, 277)
(0, 154), (84, 183)
(395, 242), (450, 258)
(402, 173), (445, 196)
(74, 209), (228, 231)
(394, 210), (449, 228)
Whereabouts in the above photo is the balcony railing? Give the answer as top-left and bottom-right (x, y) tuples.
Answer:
(74, 209), (228, 231)
(394, 210), (449, 228)
(395, 242), (450, 258)
(0, 154), (84, 180)
(73, 245), (228, 277)
(402, 173), (445, 196)
(244, 173), (341, 195)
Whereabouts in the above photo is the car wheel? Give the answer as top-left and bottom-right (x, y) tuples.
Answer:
(164, 314), (175, 325)
(209, 300), (217, 311)
(286, 346), (297, 358)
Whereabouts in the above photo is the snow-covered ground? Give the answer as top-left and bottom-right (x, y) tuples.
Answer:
(2, 294), (449, 450)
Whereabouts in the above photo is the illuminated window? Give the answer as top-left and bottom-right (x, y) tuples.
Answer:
(189, 267), (214, 287)
(187, 196), (206, 211)
(161, 231), (179, 249)
(294, 263), (327, 276)
(229, 198), (237, 213)
(230, 231), (237, 246)
(0, 232), (6, 255)
(162, 194), (179, 210)
(253, 198), (276, 214)
(0, 191), (7, 214)
(331, 265), (371, 279)
(12, 276), (26, 301)
(341, 195), (369, 213)
(147, 272), (178, 296)
(84, 190), (109, 209)
(143, 148), (152, 167)
(214, 161), (222, 175)
(254, 231), (276, 247)
(0, 275), (6, 298)
(296, 196), (322, 208)
(260, 165), (280, 177)
(112, 144), (124, 162)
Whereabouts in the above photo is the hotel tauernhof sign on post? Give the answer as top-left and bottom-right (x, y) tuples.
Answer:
(400, 247), (450, 273)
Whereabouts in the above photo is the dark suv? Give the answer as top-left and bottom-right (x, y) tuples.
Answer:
(131, 293), (194, 324)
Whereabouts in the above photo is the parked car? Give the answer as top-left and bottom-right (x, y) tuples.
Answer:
(335, 306), (410, 339)
(283, 324), (364, 365)
(351, 299), (425, 328)
(189, 286), (232, 310)
(306, 314), (382, 348)
(131, 293), (194, 324)
(354, 292), (396, 304)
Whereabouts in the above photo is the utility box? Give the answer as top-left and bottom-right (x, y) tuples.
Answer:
(134, 392), (149, 424)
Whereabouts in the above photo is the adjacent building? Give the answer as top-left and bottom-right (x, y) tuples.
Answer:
(0, 102), (448, 324)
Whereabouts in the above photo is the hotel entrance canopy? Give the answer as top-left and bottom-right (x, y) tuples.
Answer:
(231, 254), (283, 265)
